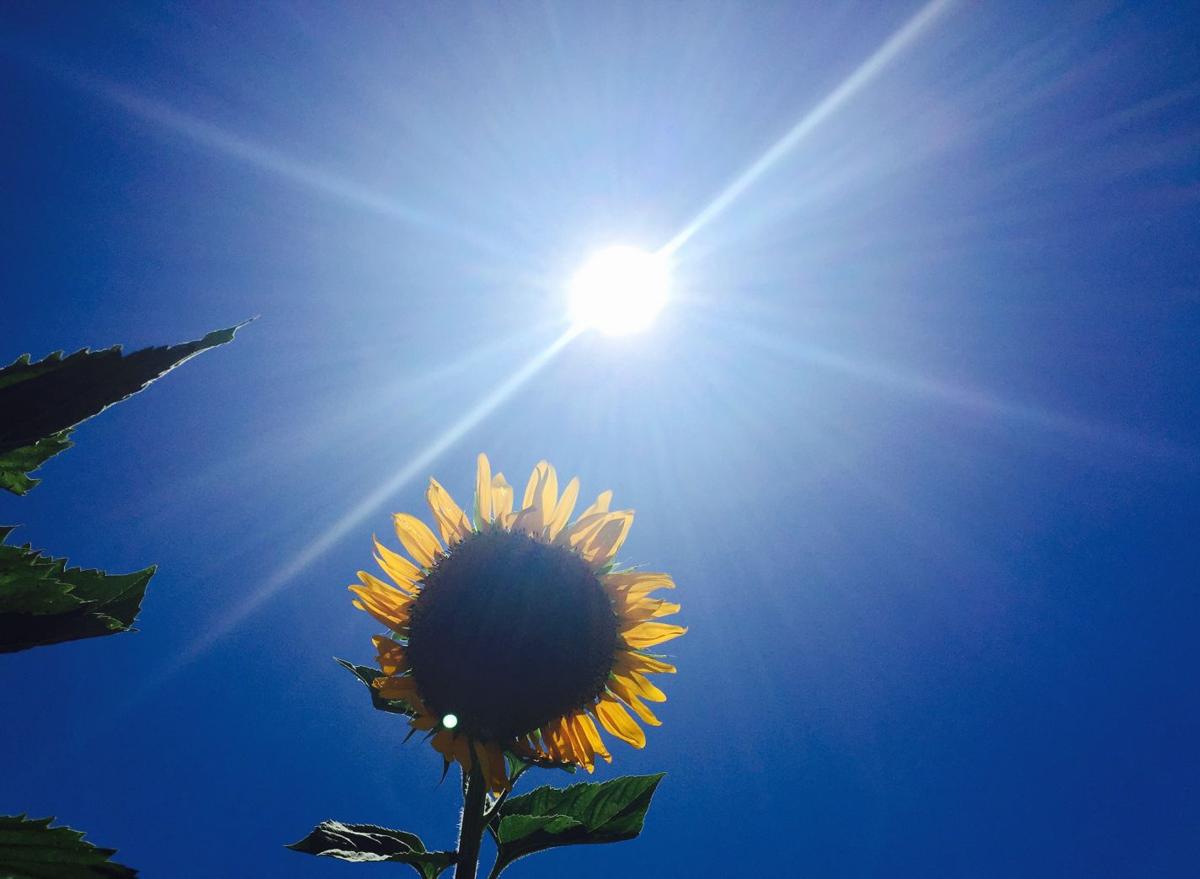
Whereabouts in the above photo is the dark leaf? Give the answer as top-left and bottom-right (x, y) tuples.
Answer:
(0, 432), (73, 496)
(0, 529), (154, 654)
(0, 321), (251, 492)
(0, 814), (137, 877)
(287, 821), (454, 879)
(487, 773), (664, 874)
(335, 657), (418, 717)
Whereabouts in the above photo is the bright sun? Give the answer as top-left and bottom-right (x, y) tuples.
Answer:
(568, 245), (670, 335)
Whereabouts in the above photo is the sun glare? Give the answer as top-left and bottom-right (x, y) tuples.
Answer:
(568, 245), (670, 335)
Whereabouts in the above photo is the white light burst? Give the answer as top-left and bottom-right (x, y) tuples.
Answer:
(568, 245), (670, 335)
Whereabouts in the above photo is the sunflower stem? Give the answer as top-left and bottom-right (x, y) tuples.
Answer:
(454, 762), (488, 879)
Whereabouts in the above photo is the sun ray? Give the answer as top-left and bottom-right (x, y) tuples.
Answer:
(659, 0), (955, 257)
(20, 53), (510, 257)
(166, 326), (582, 670)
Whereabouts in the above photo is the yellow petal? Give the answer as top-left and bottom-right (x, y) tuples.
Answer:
(490, 473), (514, 519)
(349, 577), (412, 631)
(546, 477), (580, 540)
(574, 712), (612, 763)
(426, 478), (471, 545)
(627, 670), (667, 702)
(566, 714), (596, 772)
(577, 489), (613, 520)
(522, 460), (556, 514)
(559, 715), (590, 768)
(618, 596), (682, 623)
(392, 513), (442, 568)
(538, 726), (559, 762)
(475, 453), (493, 524)
(560, 511), (616, 550)
(508, 506), (544, 538)
(621, 621), (688, 649)
(372, 635), (410, 676)
(580, 511), (634, 566)
(373, 537), (420, 592)
(607, 675), (662, 726)
(604, 571), (676, 598)
(546, 721), (577, 765)
(356, 569), (412, 600)
(593, 696), (646, 748)
(614, 650), (677, 676)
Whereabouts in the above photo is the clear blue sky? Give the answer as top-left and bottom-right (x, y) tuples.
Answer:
(2, 2), (1198, 876)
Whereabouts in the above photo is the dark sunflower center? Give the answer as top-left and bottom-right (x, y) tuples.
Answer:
(405, 527), (618, 740)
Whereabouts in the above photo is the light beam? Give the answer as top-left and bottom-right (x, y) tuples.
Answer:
(170, 326), (581, 669)
(660, 0), (955, 257)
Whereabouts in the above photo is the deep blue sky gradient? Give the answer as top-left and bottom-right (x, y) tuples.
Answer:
(2, 2), (1199, 876)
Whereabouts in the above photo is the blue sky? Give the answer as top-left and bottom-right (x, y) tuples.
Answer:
(2, 1), (1198, 876)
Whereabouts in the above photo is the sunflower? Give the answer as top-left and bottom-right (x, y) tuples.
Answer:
(349, 454), (685, 793)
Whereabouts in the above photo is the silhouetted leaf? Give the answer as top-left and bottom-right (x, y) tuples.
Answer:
(0, 814), (137, 877)
(487, 773), (664, 875)
(335, 657), (418, 717)
(0, 321), (251, 493)
(0, 527), (154, 654)
(0, 432), (73, 496)
(288, 821), (454, 879)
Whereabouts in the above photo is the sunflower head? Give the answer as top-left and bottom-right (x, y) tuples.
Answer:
(349, 454), (685, 792)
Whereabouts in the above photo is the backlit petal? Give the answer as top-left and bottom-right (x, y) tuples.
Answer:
(574, 712), (612, 763)
(565, 714), (596, 771)
(614, 650), (677, 676)
(349, 576), (412, 630)
(628, 670), (667, 702)
(593, 696), (646, 748)
(604, 571), (676, 599)
(546, 477), (580, 540)
(621, 621), (688, 649)
(372, 635), (410, 676)
(608, 675), (662, 726)
(560, 511), (616, 550)
(374, 675), (419, 701)
(475, 453), (493, 524)
(426, 478), (471, 545)
(490, 473), (514, 519)
(522, 460), (556, 512)
(618, 596), (682, 623)
(373, 538), (420, 592)
(577, 489), (613, 520)
(392, 513), (442, 568)
(580, 512), (634, 566)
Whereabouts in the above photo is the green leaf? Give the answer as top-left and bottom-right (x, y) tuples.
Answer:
(487, 773), (664, 874)
(287, 821), (454, 879)
(0, 321), (251, 494)
(0, 432), (73, 496)
(0, 529), (154, 654)
(0, 814), (137, 877)
(335, 657), (418, 717)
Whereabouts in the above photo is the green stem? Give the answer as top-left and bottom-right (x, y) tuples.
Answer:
(454, 763), (488, 879)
